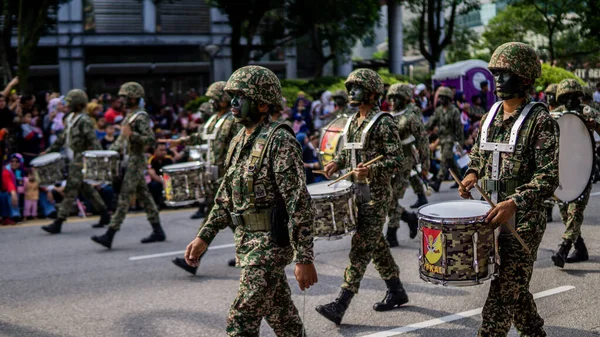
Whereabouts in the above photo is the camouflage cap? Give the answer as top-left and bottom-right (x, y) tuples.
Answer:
(582, 85), (594, 99)
(224, 65), (282, 106)
(118, 82), (145, 98)
(545, 83), (557, 95)
(437, 86), (453, 99)
(198, 102), (211, 114)
(488, 42), (541, 80)
(332, 90), (349, 101)
(345, 68), (384, 96)
(557, 79), (582, 101)
(205, 81), (231, 103)
(387, 83), (412, 100)
(65, 89), (88, 107)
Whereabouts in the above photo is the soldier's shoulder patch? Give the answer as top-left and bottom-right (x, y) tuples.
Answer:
(255, 184), (267, 199)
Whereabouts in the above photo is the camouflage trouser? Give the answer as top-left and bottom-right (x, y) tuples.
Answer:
(58, 162), (106, 221)
(479, 231), (546, 337)
(109, 162), (159, 231)
(343, 200), (400, 294)
(559, 183), (591, 242)
(409, 174), (426, 195)
(388, 175), (408, 229)
(437, 142), (461, 181)
(227, 266), (304, 337)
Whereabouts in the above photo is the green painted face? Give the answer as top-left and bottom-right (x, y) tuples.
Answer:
(209, 99), (220, 114)
(388, 96), (406, 111)
(231, 94), (262, 126)
(348, 84), (366, 107)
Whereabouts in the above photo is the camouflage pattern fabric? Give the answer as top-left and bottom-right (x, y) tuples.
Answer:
(118, 82), (145, 98)
(468, 104), (486, 122)
(488, 42), (541, 80)
(331, 106), (404, 294)
(82, 153), (120, 184)
(311, 188), (357, 238)
(162, 166), (207, 203)
(332, 89), (349, 101)
(478, 233), (546, 337)
(387, 84), (412, 100)
(65, 89), (88, 107)
(345, 69), (385, 96)
(205, 81), (231, 103)
(47, 112), (106, 220)
(32, 156), (65, 186)
(544, 83), (557, 95)
(388, 179), (407, 229)
(427, 104), (463, 180)
(226, 267), (304, 337)
(199, 102), (211, 115)
(437, 86), (453, 99)
(224, 66), (282, 106)
(556, 79), (583, 101)
(409, 174), (426, 195)
(109, 107), (159, 230)
(559, 183), (591, 242)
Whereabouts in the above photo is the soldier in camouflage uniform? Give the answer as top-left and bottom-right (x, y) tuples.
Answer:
(582, 85), (600, 111)
(385, 83), (429, 247)
(544, 83), (558, 111)
(183, 66), (318, 337)
(551, 79), (600, 267)
(170, 81), (243, 274)
(316, 69), (408, 325)
(427, 86), (464, 192)
(91, 82), (165, 249)
(332, 89), (355, 116)
(41, 89), (110, 234)
(460, 42), (559, 337)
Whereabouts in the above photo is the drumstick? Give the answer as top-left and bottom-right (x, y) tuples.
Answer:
(449, 169), (531, 255)
(327, 155), (384, 187)
(312, 169), (327, 175)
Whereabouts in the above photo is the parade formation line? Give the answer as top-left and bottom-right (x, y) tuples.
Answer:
(362, 286), (575, 337)
(128, 243), (236, 261)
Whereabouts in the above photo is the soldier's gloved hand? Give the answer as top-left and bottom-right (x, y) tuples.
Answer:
(486, 199), (517, 228)
(323, 162), (338, 179)
(459, 173), (477, 199)
(184, 237), (208, 267)
(295, 263), (318, 291)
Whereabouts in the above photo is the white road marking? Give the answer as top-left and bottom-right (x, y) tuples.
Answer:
(362, 285), (575, 337)
(590, 192), (600, 196)
(128, 243), (236, 261)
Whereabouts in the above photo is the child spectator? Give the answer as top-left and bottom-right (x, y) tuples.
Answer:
(101, 123), (116, 150)
(21, 112), (43, 164)
(95, 117), (107, 140)
(0, 167), (20, 225)
(292, 113), (308, 134)
(23, 170), (39, 220)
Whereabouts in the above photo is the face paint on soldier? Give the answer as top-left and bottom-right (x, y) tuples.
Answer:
(493, 71), (529, 99)
(348, 84), (366, 107)
(438, 96), (451, 106)
(546, 94), (556, 107)
(120, 95), (139, 109)
(559, 93), (581, 111)
(209, 99), (220, 115)
(388, 96), (406, 111)
(231, 94), (264, 126)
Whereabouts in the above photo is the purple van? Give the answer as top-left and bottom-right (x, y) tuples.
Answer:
(432, 60), (496, 111)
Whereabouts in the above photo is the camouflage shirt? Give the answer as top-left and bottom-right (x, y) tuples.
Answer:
(110, 108), (155, 168)
(468, 104), (486, 122)
(467, 99), (559, 232)
(332, 107), (405, 205)
(197, 118), (315, 268)
(394, 103), (430, 172)
(427, 104), (464, 144)
(48, 112), (101, 163)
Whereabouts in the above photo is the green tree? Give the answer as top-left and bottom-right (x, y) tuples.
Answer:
(445, 25), (479, 63)
(479, 4), (544, 55)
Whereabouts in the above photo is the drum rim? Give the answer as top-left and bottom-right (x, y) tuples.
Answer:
(165, 199), (205, 207)
(83, 150), (119, 157)
(162, 161), (204, 172)
(554, 111), (595, 203)
(308, 180), (353, 198)
(30, 153), (63, 166)
(419, 273), (494, 287)
(417, 200), (491, 222)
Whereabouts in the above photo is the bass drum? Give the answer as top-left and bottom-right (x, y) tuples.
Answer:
(552, 112), (595, 203)
(318, 114), (349, 168)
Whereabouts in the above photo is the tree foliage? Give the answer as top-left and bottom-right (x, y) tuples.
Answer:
(535, 63), (585, 89)
(445, 24), (478, 63)
(479, 4), (544, 55)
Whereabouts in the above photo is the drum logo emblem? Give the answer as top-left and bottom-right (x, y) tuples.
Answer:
(422, 227), (442, 265)
(164, 174), (172, 201)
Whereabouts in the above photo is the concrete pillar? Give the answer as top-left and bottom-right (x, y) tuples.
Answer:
(336, 54), (353, 77)
(58, 0), (85, 92)
(143, 0), (156, 33)
(285, 44), (297, 78)
(388, 3), (403, 75)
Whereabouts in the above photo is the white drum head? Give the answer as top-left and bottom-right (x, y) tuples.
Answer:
(84, 150), (119, 157)
(162, 161), (202, 172)
(419, 200), (490, 218)
(308, 180), (353, 196)
(555, 113), (594, 202)
(31, 153), (62, 166)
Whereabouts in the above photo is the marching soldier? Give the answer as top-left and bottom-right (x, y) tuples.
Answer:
(332, 90), (355, 116)
(41, 89), (110, 234)
(460, 42), (559, 337)
(385, 83), (429, 247)
(545, 83), (558, 111)
(582, 85), (600, 111)
(427, 86), (464, 192)
(317, 69), (408, 325)
(183, 65), (318, 337)
(91, 82), (165, 248)
(551, 79), (600, 267)
(169, 81), (242, 274)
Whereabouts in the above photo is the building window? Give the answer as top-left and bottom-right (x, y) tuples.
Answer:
(157, 0), (210, 34)
(84, 0), (143, 34)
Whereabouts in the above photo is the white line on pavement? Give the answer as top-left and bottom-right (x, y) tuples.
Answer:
(128, 243), (236, 261)
(591, 192), (600, 196)
(362, 285), (575, 337)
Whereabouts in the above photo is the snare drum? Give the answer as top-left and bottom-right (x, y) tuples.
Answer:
(318, 115), (349, 167)
(82, 150), (120, 184)
(30, 153), (66, 187)
(418, 200), (496, 287)
(161, 161), (207, 206)
(188, 144), (209, 162)
(308, 180), (357, 239)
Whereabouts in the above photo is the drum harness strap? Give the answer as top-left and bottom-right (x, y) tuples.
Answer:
(201, 112), (233, 173)
(121, 110), (149, 163)
(226, 122), (297, 232)
(342, 111), (392, 170)
(65, 112), (84, 161)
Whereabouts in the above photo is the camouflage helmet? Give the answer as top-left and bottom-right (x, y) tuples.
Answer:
(198, 102), (211, 114)
(437, 86), (453, 99)
(387, 83), (412, 100)
(224, 65), (282, 106)
(65, 89), (88, 107)
(332, 90), (349, 101)
(118, 82), (145, 98)
(488, 42), (541, 80)
(345, 69), (385, 96)
(205, 81), (231, 103)
(582, 85), (594, 99)
(544, 83), (557, 95)
(556, 79), (583, 101)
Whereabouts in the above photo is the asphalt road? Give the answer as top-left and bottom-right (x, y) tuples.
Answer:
(1, 182), (600, 337)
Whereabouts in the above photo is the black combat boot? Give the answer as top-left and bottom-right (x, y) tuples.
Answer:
(401, 211), (419, 239)
(551, 239), (573, 268)
(430, 178), (441, 193)
(141, 222), (166, 243)
(386, 227), (399, 248)
(42, 218), (64, 234)
(373, 277), (409, 311)
(91, 211), (111, 228)
(566, 236), (589, 263)
(172, 251), (205, 275)
(190, 205), (205, 220)
(91, 228), (117, 249)
(228, 258), (236, 267)
(410, 193), (428, 209)
(546, 207), (553, 223)
(315, 288), (354, 325)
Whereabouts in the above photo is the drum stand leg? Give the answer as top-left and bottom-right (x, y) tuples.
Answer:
(472, 232), (479, 283)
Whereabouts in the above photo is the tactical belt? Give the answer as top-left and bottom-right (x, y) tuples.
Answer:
(481, 179), (520, 196)
(230, 207), (274, 232)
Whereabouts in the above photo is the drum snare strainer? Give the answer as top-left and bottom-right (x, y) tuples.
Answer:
(418, 200), (496, 287)
(308, 180), (357, 240)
